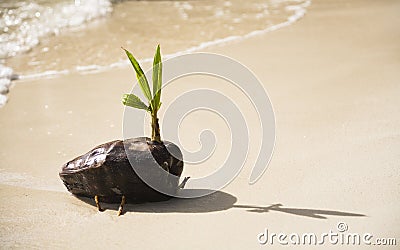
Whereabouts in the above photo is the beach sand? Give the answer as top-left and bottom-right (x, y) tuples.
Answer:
(1, 0), (399, 248)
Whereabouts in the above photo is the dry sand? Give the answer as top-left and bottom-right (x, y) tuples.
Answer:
(1, 0), (399, 249)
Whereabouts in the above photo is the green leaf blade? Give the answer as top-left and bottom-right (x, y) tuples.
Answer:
(123, 48), (152, 103)
(122, 94), (149, 111)
(152, 44), (162, 112)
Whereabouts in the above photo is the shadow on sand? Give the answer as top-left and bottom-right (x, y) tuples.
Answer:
(77, 189), (237, 214)
(232, 203), (365, 219)
(76, 191), (366, 219)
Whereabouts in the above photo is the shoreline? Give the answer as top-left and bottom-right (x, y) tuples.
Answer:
(7, 1), (312, 82)
(1, 0), (312, 108)
(1, 0), (400, 248)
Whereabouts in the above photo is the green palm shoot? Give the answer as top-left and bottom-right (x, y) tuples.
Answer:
(122, 45), (163, 143)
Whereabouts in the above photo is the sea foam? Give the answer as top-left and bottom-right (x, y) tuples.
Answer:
(0, 0), (112, 58)
(0, 0), (112, 106)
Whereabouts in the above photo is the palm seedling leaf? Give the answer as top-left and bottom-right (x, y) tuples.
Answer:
(122, 94), (149, 111)
(123, 48), (152, 103)
(152, 45), (162, 111)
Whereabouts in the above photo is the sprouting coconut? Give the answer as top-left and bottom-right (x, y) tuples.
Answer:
(59, 45), (188, 216)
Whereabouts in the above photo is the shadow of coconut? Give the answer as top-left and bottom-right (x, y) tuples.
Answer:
(75, 192), (366, 219)
(75, 189), (237, 214)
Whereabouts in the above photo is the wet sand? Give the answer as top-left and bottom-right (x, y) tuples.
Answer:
(1, 0), (399, 248)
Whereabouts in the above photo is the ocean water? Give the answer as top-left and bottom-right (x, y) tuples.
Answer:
(0, 0), (311, 106)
